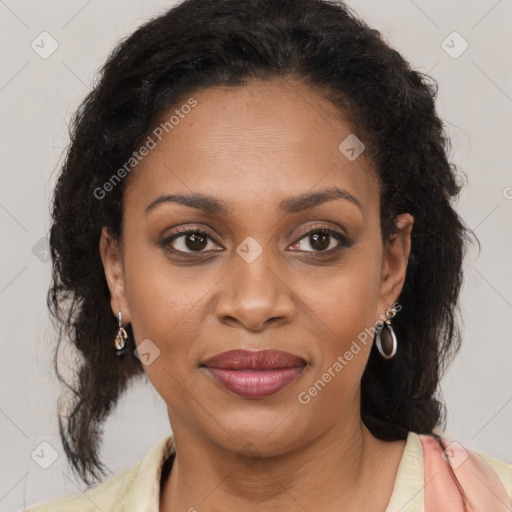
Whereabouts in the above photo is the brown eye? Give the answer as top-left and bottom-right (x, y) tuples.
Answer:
(185, 232), (208, 251)
(162, 229), (221, 253)
(291, 227), (349, 253)
(309, 231), (330, 251)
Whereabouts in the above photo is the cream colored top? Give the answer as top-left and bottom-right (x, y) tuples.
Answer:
(26, 432), (512, 512)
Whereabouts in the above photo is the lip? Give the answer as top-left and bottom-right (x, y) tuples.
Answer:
(203, 349), (306, 399)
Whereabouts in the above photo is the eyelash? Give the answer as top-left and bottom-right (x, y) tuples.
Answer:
(160, 224), (352, 257)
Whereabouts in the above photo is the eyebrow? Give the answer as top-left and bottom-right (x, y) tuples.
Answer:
(144, 186), (363, 216)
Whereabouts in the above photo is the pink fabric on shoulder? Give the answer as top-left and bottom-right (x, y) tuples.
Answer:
(419, 434), (510, 512)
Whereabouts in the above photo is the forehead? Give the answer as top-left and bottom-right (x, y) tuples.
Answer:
(124, 78), (379, 217)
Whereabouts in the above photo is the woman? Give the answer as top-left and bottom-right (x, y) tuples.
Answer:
(26, 0), (511, 510)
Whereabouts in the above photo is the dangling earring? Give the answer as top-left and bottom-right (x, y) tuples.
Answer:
(114, 311), (128, 356)
(375, 306), (398, 359)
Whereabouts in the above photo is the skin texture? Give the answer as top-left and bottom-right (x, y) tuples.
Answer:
(100, 78), (414, 511)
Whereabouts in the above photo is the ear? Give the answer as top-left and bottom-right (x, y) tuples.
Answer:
(376, 213), (414, 317)
(99, 227), (131, 324)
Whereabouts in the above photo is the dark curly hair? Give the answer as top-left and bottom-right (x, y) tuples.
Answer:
(48, 0), (476, 490)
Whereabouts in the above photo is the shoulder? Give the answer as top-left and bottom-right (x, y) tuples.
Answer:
(25, 466), (135, 512)
(476, 450), (512, 497)
(25, 435), (175, 512)
(417, 432), (512, 508)
(388, 432), (511, 512)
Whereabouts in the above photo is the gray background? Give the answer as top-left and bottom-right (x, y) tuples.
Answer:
(0, 0), (511, 510)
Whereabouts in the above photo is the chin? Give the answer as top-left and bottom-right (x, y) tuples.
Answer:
(204, 405), (309, 457)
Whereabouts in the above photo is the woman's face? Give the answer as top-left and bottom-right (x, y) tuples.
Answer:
(101, 78), (412, 456)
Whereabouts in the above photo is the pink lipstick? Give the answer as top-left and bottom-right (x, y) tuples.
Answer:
(203, 349), (306, 399)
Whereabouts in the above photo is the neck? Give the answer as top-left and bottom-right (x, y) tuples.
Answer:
(160, 410), (404, 511)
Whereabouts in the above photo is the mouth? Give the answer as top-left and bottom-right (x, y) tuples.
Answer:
(202, 349), (307, 399)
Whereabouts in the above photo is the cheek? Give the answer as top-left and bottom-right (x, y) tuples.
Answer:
(122, 260), (206, 404)
(296, 249), (381, 344)
(292, 244), (382, 395)
(121, 241), (211, 372)
(122, 227), (210, 328)
(294, 271), (378, 418)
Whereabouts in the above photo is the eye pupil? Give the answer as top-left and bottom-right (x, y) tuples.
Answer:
(186, 233), (208, 251)
(310, 232), (330, 251)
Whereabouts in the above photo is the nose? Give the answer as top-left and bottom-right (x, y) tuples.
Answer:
(215, 251), (296, 332)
